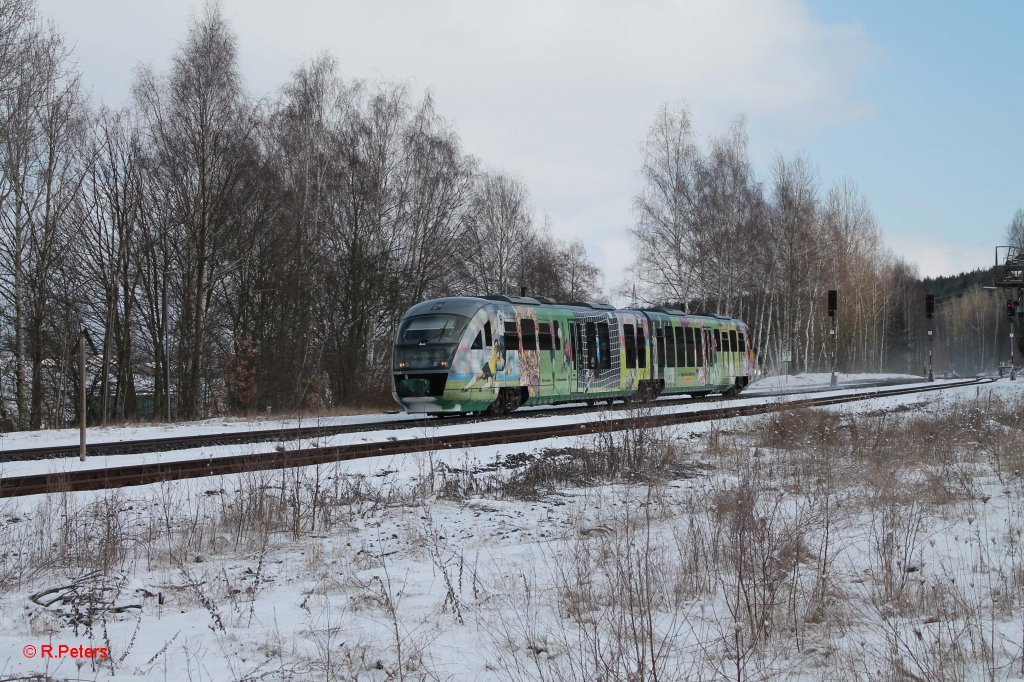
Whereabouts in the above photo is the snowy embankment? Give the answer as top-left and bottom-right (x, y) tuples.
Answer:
(1, 376), (1021, 680)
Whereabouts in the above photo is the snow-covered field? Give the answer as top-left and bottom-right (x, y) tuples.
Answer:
(1, 375), (1021, 680)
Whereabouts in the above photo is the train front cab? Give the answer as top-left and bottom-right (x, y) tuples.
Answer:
(392, 298), (497, 414)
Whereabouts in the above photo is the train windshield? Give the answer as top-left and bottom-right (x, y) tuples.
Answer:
(394, 314), (469, 370)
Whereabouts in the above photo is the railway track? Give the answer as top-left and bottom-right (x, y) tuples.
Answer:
(0, 378), (990, 498)
(0, 377), (922, 463)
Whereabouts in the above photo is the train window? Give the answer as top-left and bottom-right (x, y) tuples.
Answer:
(521, 319), (538, 351)
(720, 331), (730, 353)
(730, 330), (738, 354)
(623, 324), (636, 368)
(504, 321), (520, 351)
(637, 327), (646, 368)
(665, 325), (676, 367)
(552, 321), (562, 350)
(538, 322), (553, 351)
(484, 321), (492, 347)
(676, 327), (687, 367)
(656, 326), (666, 368)
(684, 327), (696, 367)
(738, 331), (746, 352)
(585, 322), (597, 369)
(694, 327), (704, 367)
(597, 322), (611, 369)
(713, 329), (721, 352)
(471, 332), (483, 350)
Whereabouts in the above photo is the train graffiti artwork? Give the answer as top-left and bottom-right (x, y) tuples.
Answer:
(392, 295), (754, 415)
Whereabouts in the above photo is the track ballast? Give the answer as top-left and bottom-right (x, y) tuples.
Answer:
(0, 378), (991, 498)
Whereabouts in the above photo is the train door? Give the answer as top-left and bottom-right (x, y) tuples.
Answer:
(704, 327), (717, 385)
(654, 323), (665, 384)
(718, 327), (731, 380)
(519, 315), (540, 395)
(502, 318), (520, 387)
(636, 318), (647, 382)
(728, 327), (739, 380)
(569, 320), (581, 393)
(583, 320), (597, 393)
(663, 321), (676, 387)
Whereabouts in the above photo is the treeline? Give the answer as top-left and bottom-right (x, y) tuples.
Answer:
(627, 105), (931, 375)
(0, 1), (601, 428)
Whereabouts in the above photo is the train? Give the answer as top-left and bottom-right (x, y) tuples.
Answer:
(392, 295), (754, 415)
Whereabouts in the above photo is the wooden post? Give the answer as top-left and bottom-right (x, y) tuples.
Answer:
(79, 331), (87, 462)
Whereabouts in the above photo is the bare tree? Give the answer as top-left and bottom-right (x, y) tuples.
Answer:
(459, 171), (535, 295)
(0, 11), (87, 428)
(692, 117), (762, 314)
(133, 3), (261, 419)
(1005, 208), (1024, 251)
(76, 107), (144, 422)
(767, 153), (818, 372)
(629, 103), (701, 305)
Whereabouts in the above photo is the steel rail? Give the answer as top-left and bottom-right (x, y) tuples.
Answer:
(0, 378), (924, 462)
(0, 378), (991, 499)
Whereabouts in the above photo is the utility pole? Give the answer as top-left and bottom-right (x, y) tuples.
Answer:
(827, 290), (838, 387)
(925, 294), (934, 382)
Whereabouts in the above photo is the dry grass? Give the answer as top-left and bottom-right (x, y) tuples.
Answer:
(3, 391), (1023, 680)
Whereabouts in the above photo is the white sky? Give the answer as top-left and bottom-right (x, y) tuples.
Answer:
(42, 0), (887, 298)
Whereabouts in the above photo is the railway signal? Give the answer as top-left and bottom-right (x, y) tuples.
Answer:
(827, 290), (838, 386)
(991, 246), (1024, 379)
(925, 294), (934, 382)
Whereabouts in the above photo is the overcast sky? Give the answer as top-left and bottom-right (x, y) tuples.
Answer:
(36, 0), (1024, 295)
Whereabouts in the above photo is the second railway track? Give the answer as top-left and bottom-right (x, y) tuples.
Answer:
(0, 377), (925, 463)
(0, 378), (991, 498)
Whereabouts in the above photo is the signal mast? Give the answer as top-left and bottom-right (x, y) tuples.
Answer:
(994, 246), (1024, 380)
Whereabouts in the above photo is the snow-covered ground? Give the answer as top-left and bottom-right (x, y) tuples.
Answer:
(0, 373), (934, 481)
(0, 372), (921, 454)
(1, 375), (1020, 680)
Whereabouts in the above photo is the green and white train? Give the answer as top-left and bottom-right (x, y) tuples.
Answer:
(392, 295), (754, 415)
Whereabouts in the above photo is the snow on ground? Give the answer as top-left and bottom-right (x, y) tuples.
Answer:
(0, 371), (920, 454)
(0, 375), (1021, 680)
(0, 374), (949, 480)
(0, 410), (417, 452)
